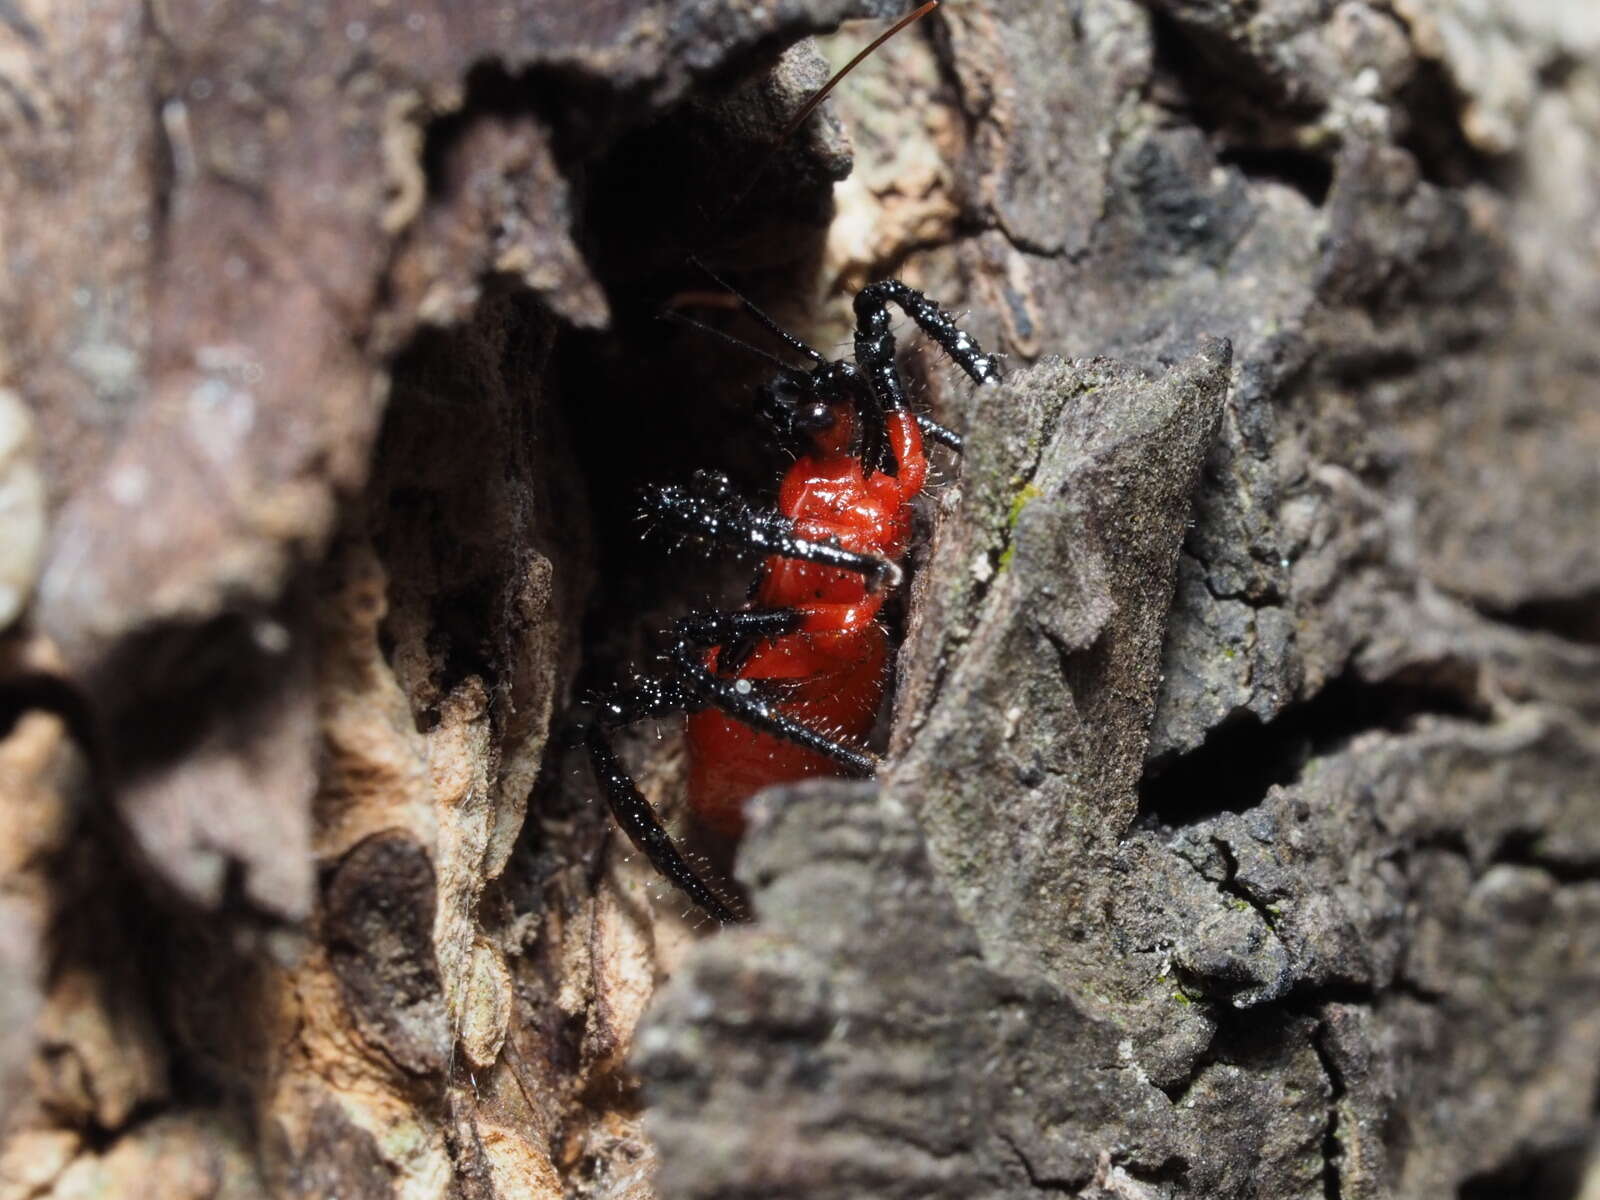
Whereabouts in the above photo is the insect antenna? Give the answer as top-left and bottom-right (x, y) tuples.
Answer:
(659, 308), (800, 373)
(666, 3), (942, 363)
(721, 0), (940, 222)
(683, 255), (829, 365)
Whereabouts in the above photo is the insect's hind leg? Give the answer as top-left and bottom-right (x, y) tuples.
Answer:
(668, 608), (880, 778)
(583, 722), (744, 924)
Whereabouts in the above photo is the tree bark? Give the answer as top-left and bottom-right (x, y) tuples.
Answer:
(2, 1), (1598, 1198)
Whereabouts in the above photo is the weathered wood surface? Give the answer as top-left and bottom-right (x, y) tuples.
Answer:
(1, 0), (1598, 1196)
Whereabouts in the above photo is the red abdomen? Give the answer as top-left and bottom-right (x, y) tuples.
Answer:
(683, 408), (925, 834)
(685, 626), (888, 835)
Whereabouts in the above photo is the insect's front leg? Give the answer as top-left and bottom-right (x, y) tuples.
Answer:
(853, 279), (1003, 400)
(642, 471), (903, 591)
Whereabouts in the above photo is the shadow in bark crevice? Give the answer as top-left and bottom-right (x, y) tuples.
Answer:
(1140, 671), (1488, 825)
(1456, 1139), (1592, 1200)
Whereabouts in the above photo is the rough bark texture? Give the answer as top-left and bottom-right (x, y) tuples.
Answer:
(2, 0), (1598, 1198)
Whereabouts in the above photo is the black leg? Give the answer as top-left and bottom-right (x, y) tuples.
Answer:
(580, 604), (877, 921)
(853, 280), (1002, 412)
(642, 471), (903, 591)
(590, 670), (695, 730)
(584, 726), (744, 924)
(668, 608), (880, 778)
(915, 413), (964, 454)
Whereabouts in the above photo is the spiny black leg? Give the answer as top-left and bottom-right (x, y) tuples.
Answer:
(668, 608), (880, 778)
(851, 281), (993, 472)
(834, 358), (892, 484)
(915, 413), (964, 453)
(671, 605), (800, 687)
(643, 471), (903, 591)
(853, 280), (1002, 411)
(673, 607), (802, 654)
(584, 726), (744, 924)
(590, 670), (696, 729)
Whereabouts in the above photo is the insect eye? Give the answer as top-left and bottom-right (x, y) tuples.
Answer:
(795, 402), (835, 431)
(757, 371), (819, 438)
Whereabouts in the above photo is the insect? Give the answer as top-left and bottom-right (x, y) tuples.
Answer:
(580, 4), (1001, 924)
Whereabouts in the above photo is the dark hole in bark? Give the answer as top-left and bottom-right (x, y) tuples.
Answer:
(1141, 671), (1488, 824)
(507, 50), (850, 915)
(1393, 58), (1507, 191)
(1216, 146), (1333, 206)
(1479, 590), (1600, 647)
(1456, 1139), (1591, 1200)
(1146, 5), (1335, 209)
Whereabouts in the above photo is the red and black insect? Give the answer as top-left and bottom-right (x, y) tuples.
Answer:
(583, 276), (999, 923)
(579, 2), (999, 923)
